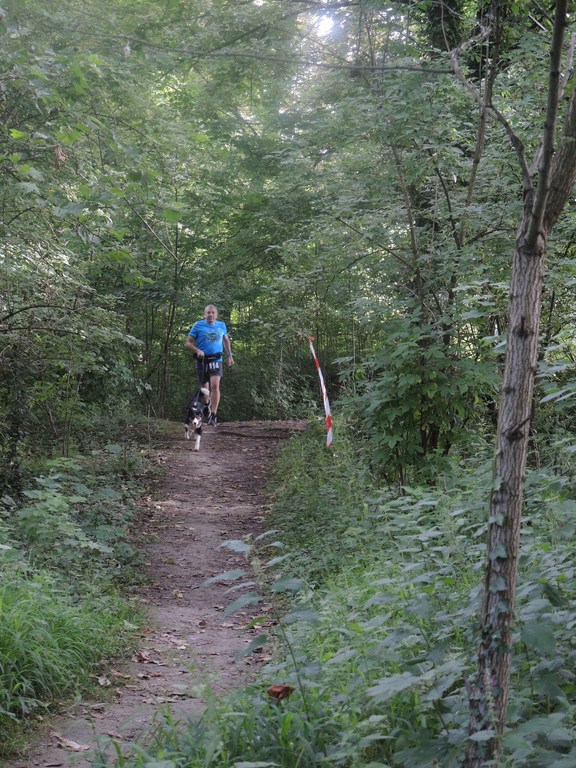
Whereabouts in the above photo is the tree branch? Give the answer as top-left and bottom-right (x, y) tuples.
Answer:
(526, 0), (568, 245)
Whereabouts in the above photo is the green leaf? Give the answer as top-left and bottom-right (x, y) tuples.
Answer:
(220, 539), (251, 553)
(161, 209), (182, 224)
(235, 634), (268, 659)
(203, 569), (247, 585)
(255, 529), (279, 541)
(94, 487), (121, 500)
(141, 762), (177, 768)
(468, 729), (496, 742)
(548, 756), (576, 767)
(516, 713), (567, 735)
(271, 575), (304, 592)
(521, 622), (556, 654)
(281, 604), (319, 625)
(223, 591), (261, 617)
(225, 581), (256, 594)
(367, 672), (421, 702)
(16, 181), (40, 194)
(233, 763), (278, 768)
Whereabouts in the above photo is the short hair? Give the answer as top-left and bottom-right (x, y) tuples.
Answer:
(204, 304), (218, 315)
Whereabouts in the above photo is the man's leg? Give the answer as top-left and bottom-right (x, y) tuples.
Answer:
(196, 362), (211, 418)
(209, 374), (221, 414)
(200, 386), (211, 420)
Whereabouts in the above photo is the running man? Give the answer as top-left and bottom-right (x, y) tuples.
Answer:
(185, 304), (234, 426)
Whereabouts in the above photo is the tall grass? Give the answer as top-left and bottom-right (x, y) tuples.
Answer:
(0, 573), (135, 750)
(0, 443), (152, 755)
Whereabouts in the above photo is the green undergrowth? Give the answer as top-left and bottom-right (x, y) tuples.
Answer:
(0, 438), (158, 755)
(100, 419), (576, 767)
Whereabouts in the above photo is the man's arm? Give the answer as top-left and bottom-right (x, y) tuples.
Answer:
(223, 334), (234, 366)
(185, 334), (204, 356)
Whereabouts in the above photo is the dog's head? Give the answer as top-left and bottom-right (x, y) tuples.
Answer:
(186, 400), (203, 429)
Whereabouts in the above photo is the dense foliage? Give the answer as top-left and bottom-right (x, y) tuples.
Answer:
(2, 0), (576, 764)
(98, 420), (576, 767)
(0, 441), (155, 754)
(2, 0), (575, 485)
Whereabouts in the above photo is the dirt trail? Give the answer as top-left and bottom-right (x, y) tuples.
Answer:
(9, 420), (304, 768)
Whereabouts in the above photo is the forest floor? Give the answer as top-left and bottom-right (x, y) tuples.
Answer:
(8, 419), (305, 768)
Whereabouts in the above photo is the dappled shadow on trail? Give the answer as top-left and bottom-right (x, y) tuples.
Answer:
(10, 420), (305, 768)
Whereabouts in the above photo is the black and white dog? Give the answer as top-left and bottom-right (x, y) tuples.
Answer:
(184, 387), (210, 451)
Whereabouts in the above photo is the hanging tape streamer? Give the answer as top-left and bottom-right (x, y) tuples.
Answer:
(307, 335), (333, 448)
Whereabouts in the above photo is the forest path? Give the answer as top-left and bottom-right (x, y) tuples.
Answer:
(10, 419), (305, 768)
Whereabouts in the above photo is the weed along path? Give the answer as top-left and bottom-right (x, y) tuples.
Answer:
(11, 420), (304, 768)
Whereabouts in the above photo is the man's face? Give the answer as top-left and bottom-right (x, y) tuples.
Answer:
(204, 306), (218, 324)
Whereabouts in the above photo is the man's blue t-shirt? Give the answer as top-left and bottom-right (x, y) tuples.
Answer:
(189, 319), (228, 359)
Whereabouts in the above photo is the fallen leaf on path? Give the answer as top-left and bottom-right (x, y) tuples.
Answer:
(161, 633), (187, 647)
(172, 589), (184, 598)
(97, 676), (111, 687)
(52, 732), (90, 752)
(132, 650), (163, 665)
(144, 696), (189, 704)
(110, 670), (132, 679)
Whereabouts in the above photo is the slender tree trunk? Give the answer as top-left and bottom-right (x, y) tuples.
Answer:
(465, 222), (546, 765)
(462, 3), (576, 764)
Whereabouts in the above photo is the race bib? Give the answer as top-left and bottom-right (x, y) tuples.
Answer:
(207, 361), (220, 371)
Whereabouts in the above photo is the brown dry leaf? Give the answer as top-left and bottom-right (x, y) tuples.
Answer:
(132, 650), (162, 665)
(267, 684), (295, 701)
(53, 732), (90, 752)
(172, 589), (184, 598)
(162, 633), (185, 646)
(54, 145), (66, 168)
(110, 670), (132, 679)
(144, 696), (183, 704)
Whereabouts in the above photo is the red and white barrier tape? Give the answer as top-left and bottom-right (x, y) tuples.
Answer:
(307, 335), (333, 448)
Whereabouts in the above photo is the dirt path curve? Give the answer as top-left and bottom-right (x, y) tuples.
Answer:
(10, 420), (304, 768)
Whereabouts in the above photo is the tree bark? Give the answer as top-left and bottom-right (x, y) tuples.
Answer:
(465, 221), (546, 765)
(463, 2), (576, 765)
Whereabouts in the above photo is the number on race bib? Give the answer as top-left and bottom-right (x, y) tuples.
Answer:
(208, 361), (219, 371)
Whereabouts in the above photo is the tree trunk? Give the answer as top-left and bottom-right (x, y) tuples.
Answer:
(465, 218), (546, 765)
(462, 4), (576, 763)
